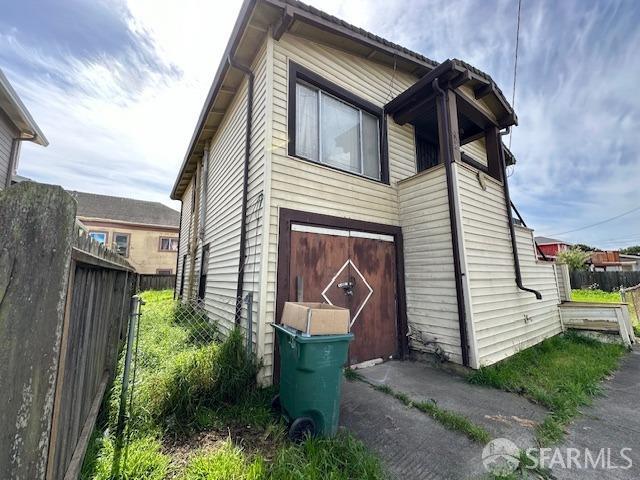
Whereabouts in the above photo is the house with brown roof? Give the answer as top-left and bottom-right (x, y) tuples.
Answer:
(171, 0), (566, 384)
(0, 68), (48, 191)
(69, 191), (180, 274)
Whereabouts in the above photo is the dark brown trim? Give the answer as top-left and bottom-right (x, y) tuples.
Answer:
(434, 80), (470, 367)
(485, 126), (504, 182)
(499, 144), (543, 300)
(455, 91), (497, 129)
(157, 268), (173, 275)
(273, 5), (294, 40)
(274, 208), (409, 379)
(171, 0), (257, 199)
(460, 152), (489, 175)
(113, 231), (131, 258)
(230, 58), (254, 325)
(287, 61), (390, 184)
(6, 138), (20, 189)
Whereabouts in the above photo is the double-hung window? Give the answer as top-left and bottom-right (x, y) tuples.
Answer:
(289, 62), (386, 182)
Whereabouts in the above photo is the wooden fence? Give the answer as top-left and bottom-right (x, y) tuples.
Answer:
(569, 270), (640, 292)
(137, 273), (176, 291)
(0, 183), (135, 480)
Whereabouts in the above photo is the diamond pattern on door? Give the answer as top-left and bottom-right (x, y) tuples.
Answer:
(321, 259), (373, 327)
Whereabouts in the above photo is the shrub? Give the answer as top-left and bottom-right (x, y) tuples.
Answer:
(557, 247), (591, 271)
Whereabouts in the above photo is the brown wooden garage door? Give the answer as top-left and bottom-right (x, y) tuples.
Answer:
(287, 224), (398, 365)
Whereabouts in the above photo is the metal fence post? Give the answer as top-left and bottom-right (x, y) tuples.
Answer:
(116, 295), (140, 437)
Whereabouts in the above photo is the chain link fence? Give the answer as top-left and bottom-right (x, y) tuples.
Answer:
(174, 297), (219, 345)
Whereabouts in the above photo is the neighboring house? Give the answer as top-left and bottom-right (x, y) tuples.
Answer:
(620, 254), (640, 272)
(588, 251), (640, 272)
(171, 0), (564, 383)
(534, 236), (572, 259)
(69, 191), (180, 274)
(0, 68), (48, 190)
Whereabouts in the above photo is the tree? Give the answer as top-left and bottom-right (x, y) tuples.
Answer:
(620, 245), (640, 256)
(557, 247), (591, 271)
(574, 243), (598, 252)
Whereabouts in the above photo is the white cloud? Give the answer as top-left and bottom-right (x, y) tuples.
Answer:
(9, 0), (640, 248)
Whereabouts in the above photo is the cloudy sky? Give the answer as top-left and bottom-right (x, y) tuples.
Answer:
(2, 0), (638, 248)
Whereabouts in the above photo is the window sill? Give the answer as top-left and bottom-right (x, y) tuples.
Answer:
(285, 153), (391, 186)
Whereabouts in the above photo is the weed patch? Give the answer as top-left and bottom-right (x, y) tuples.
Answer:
(83, 290), (385, 479)
(372, 384), (490, 443)
(468, 332), (626, 445)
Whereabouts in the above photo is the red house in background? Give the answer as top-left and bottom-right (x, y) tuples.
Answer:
(534, 236), (572, 259)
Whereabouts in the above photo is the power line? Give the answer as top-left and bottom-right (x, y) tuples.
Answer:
(508, 0), (522, 150)
(549, 205), (640, 236)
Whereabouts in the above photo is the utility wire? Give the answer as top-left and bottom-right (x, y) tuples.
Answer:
(549, 205), (640, 236)
(508, 0), (522, 150)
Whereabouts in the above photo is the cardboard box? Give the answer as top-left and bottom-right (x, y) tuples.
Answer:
(281, 302), (350, 335)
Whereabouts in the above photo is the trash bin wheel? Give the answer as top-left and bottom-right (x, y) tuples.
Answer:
(288, 417), (316, 442)
(270, 394), (281, 414)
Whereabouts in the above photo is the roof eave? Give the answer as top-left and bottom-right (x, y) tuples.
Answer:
(171, 0), (440, 200)
(0, 69), (48, 146)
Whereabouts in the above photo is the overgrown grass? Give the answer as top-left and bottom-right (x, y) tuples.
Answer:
(468, 332), (626, 446)
(572, 288), (639, 325)
(372, 384), (490, 444)
(82, 290), (385, 480)
(571, 288), (622, 303)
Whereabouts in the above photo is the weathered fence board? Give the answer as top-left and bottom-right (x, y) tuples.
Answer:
(0, 182), (134, 480)
(569, 270), (640, 291)
(137, 273), (176, 291)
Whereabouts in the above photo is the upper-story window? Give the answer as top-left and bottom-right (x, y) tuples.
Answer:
(89, 231), (107, 244)
(160, 237), (179, 252)
(114, 232), (130, 257)
(288, 62), (388, 183)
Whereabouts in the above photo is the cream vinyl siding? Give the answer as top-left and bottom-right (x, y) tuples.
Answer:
(0, 113), (17, 190)
(456, 163), (562, 366)
(257, 33), (420, 380)
(460, 138), (488, 167)
(398, 165), (462, 363)
(176, 178), (194, 297)
(199, 45), (268, 340)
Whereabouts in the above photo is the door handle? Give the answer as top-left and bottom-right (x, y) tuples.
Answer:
(337, 277), (355, 296)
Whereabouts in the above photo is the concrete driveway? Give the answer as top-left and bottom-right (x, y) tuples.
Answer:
(340, 355), (640, 479)
(340, 360), (547, 479)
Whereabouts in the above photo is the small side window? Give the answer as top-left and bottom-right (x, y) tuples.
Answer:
(160, 237), (179, 251)
(114, 233), (130, 257)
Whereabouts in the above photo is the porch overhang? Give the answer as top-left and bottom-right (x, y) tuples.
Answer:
(385, 59), (518, 130)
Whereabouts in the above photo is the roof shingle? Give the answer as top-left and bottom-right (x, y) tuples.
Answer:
(69, 191), (180, 227)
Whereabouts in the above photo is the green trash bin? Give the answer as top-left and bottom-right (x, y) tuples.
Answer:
(272, 323), (353, 440)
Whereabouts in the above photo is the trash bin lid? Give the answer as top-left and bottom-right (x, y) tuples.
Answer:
(272, 323), (354, 343)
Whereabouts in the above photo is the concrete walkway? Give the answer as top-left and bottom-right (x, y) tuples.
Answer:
(340, 360), (548, 479)
(555, 348), (640, 479)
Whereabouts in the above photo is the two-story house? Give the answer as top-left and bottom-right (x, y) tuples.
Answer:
(0, 68), (48, 191)
(69, 191), (180, 275)
(171, 0), (564, 384)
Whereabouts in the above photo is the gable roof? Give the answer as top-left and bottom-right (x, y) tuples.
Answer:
(0, 68), (48, 146)
(69, 191), (180, 228)
(171, 0), (515, 199)
(534, 236), (571, 246)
